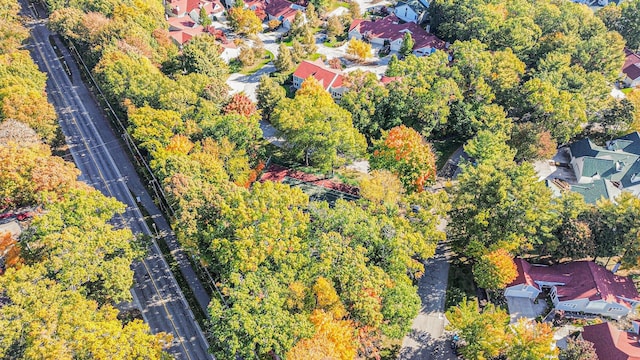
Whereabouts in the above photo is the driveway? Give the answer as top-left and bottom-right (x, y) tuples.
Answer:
(399, 242), (459, 360)
(226, 63), (276, 101)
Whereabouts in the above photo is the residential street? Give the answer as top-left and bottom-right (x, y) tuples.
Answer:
(21, 2), (212, 359)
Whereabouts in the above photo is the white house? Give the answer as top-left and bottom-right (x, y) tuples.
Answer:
(505, 259), (640, 320)
(292, 59), (345, 100)
(348, 15), (445, 55)
(393, 0), (429, 23)
(623, 49), (640, 88)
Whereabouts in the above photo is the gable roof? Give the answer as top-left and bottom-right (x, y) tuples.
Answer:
(247, 0), (303, 21)
(583, 322), (640, 360)
(509, 259), (640, 306)
(293, 59), (345, 91)
(396, 0), (428, 12)
(349, 15), (446, 51)
(624, 49), (640, 81)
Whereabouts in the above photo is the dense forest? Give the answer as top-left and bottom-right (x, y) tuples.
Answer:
(0, 1), (169, 358)
(2, 0), (640, 356)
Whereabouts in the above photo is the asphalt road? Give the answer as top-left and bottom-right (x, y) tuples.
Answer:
(21, 4), (213, 359)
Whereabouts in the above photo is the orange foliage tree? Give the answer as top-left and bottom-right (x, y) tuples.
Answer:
(224, 92), (257, 117)
(286, 310), (358, 360)
(370, 125), (436, 192)
(472, 248), (518, 289)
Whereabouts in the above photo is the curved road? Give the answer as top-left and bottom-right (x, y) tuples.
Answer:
(21, 4), (213, 360)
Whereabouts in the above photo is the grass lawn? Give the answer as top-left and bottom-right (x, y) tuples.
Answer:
(240, 50), (274, 75)
(326, 0), (350, 11)
(432, 140), (463, 171)
(307, 53), (325, 61)
(621, 87), (635, 95)
(445, 257), (477, 310)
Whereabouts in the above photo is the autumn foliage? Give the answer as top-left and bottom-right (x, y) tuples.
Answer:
(370, 125), (436, 192)
(224, 92), (257, 117)
(472, 249), (518, 289)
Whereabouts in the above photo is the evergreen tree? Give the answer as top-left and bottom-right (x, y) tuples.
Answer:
(274, 43), (294, 72)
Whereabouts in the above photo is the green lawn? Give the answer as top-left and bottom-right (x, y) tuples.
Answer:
(240, 50), (274, 75)
(307, 53), (325, 61)
(621, 87), (635, 95)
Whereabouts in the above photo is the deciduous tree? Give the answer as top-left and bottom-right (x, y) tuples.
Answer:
(370, 125), (436, 192)
(472, 249), (517, 289)
(347, 38), (371, 62)
(399, 32), (414, 57)
(256, 75), (286, 121)
(228, 7), (263, 36)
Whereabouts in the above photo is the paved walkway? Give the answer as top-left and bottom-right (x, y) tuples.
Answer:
(399, 242), (458, 360)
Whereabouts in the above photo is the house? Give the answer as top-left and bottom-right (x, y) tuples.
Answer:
(167, 19), (239, 62)
(623, 49), (640, 88)
(393, 0), (429, 23)
(167, 0), (225, 21)
(505, 259), (640, 320)
(348, 15), (446, 56)
(582, 322), (640, 360)
(245, 0), (305, 29)
(560, 132), (640, 203)
(292, 59), (345, 99)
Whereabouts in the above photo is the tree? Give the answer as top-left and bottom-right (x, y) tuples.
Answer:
(448, 133), (557, 260)
(199, 6), (212, 27)
(224, 92), (257, 118)
(271, 77), (366, 171)
(597, 4), (622, 33)
(472, 249), (518, 289)
(286, 310), (358, 360)
(256, 75), (286, 121)
(326, 16), (344, 41)
(238, 45), (256, 67)
(21, 188), (139, 305)
(228, 7), (262, 36)
(560, 338), (598, 360)
(0, 265), (170, 360)
(509, 123), (557, 161)
(181, 34), (229, 80)
(274, 43), (294, 72)
(505, 319), (558, 360)
(339, 70), (390, 139)
(291, 39), (306, 63)
(370, 125), (437, 192)
(591, 192), (640, 266)
(619, 0), (640, 51)
(306, 3), (320, 27)
(399, 32), (414, 57)
(446, 300), (510, 360)
(359, 170), (404, 206)
(268, 19), (281, 30)
(347, 38), (371, 62)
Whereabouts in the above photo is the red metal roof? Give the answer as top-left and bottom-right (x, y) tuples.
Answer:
(624, 49), (640, 81)
(349, 15), (446, 51)
(293, 59), (345, 91)
(583, 322), (640, 360)
(510, 259), (639, 305)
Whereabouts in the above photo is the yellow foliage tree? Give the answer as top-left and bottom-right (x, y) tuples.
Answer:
(359, 170), (404, 206)
(313, 276), (346, 319)
(346, 38), (371, 62)
(472, 248), (518, 290)
(165, 134), (194, 155)
(286, 310), (358, 360)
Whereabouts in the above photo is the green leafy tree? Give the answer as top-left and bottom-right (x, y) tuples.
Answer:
(399, 32), (414, 57)
(339, 70), (391, 139)
(0, 265), (169, 360)
(181, 34), (229, 80)
(271, 77), (366, 171)
(326, 16), (344, 42)
(446, 300), (510, 360)
(619, 0), (640, 51)
(506, 318), (558, 360)
(274, 43), (294, 72)
(199, 6), (212, 27)
(21, 188), (139, 305)
(256, 75), (286, 121)
(448, 132), (557, 260)
(291, 39), (306, 63)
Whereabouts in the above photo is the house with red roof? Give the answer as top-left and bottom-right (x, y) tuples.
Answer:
(505, 258), (640, 320)
(292, 59), (346, 99)
(582, 322), (640, 360)
(348, 15), (446, 56)
(167, 0), (225, 22)
(623, 48), (640, 88)
(244, 0), (305, 29)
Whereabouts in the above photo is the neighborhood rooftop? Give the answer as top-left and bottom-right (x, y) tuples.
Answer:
(623, 48), (640, 83)
(349, 15), (446, 52)
(511, 259), (639, 306)
(582, 322), (640, 360)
